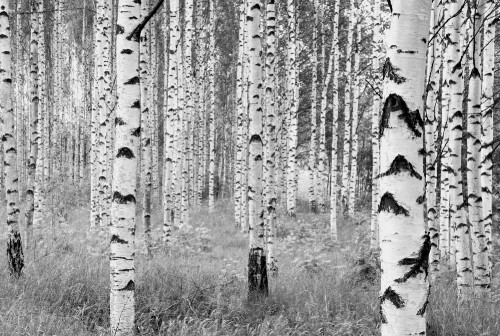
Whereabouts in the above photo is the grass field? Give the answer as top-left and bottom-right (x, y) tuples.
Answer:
(0, 199), (499, 335)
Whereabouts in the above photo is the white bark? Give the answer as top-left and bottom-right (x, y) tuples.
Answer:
(378, 1), (430, 334)
(110, 0), (141, 333)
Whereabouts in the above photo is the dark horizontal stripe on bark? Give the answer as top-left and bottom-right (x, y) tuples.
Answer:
(395, 235), (431, 283)
(378, 192), (409, 216)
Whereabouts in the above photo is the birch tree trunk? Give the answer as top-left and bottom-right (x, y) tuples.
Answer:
(329, 0), (340, 239)
(140, 0), (152, 256)
(110, 0), (142, 333)
(370, 0), (381, 249)
(247, 0), (268, 299)
(2, 0), (24, 277)
(234, 0), (246, 228)
(466, 0), (489, 292)
(481, 0), (496, 280)
(340, 0), (355, 212)
(424, 0), (443, 276)
(264, 0), (278, 276)
(378, 1), (430, 334)
(308, 0), (319, 213)
(286, 0), (298, 217)
(163, 0), (179, 243)
(208, 0), (217, 213)
(348, 4), (360, 216)
(26, 0), (40, 252)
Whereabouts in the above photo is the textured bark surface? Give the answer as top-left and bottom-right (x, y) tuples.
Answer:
(378, 1), (430, 334)
(466, 0), (489, 292)
(246, 0), (268, 298)
(110, 0), (141, 333)
(1, 1), (24, 277)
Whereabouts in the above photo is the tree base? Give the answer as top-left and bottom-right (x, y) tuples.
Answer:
(7, 231), (24, 277)
(248, 247), (268, 301)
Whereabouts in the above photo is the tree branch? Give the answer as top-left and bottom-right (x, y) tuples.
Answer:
(126, 0), (165, 42)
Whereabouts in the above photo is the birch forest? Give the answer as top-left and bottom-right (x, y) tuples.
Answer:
(1, 0), (500, 335)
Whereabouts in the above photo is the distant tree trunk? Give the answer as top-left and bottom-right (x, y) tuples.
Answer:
(234, 0), (246, 228)
(308, 0), (318, 213)
(110, 0), (142, 333)
(340, 0), (354, 212)
(208, 0), (216, 213)
(481, 0), (495, 279)
(140, 0), (152, 256)
(26, 0), (40, 252)
(264, 0), (278, 277)
(329, 0), (340, 239)
(163, 0), (179, 243)
(348, 4), (360, 216)
(378, 0), (430, 334)
(466, 0), (489, 293)
(247, 0), (267, 299)
(286, 0), (298, 217)
(424, 0), (442, 276)
(34, 0), (46, 227)
(370, 0), (381, 249)
(2, 1), (24, 277)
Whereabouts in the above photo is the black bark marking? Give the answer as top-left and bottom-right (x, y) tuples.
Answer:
(378, 192), (409, 216)
(380, 286), (405, 323)
(380, 94), (423, 138)
(416, 194), (426, 204)
(417, 286), (430, 316)
(118, 280), (135, 291)
(395, 234), (431, 283)
(248, 247), (268, 300)
(113, 192), (136, 204)
(376, 155), (422, 180)
(7, 231), (24, 277)
(111, 234), (128, 244)
(116, 24), (125, 35)
(132, 127), (141, 137)
(387, 0), (392, 13)
(124, 76), (140, 85)
(131, 100), (140, 108)
(116, 147), (135, 159)
(115, 117), (126, 125)
(121, 49), (133, 54)
(382, 58), (406, 84)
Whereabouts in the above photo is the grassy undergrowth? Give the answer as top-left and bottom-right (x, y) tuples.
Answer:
(0, 200), (498, 335)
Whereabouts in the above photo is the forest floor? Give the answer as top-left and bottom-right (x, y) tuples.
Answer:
(0, 200), (499, 335)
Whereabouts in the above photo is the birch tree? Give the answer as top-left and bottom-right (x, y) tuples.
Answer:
(329, 0), (340, 239)
(378, 0), (430, 334)
(2, 0), (24, 277)
(247, 0), (268, 298)
(481, 0), (496, 278)
(286, 0), (298, 217)
(208, 0), (217, 213)
(466, 0), (489, 292)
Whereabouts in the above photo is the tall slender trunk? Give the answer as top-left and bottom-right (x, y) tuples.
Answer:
(140, 0), (152, 256)
(308, 0), (319, 213)
(163, 0), (179, 243)
(26, 0), (40, 252)
(110, 0), (142, 333)
(264, 0), (278, 276)
(286, 0), (298, 217)
(208, 0), (217, 213)
(329, 0), (340, 239)
(2, 0), (24, 277)
(340, 0), (354, 212)
(466, 0), (489, 292)
(348, 3), (360, 216)
(378, 1), (430, 334)
(481, 0), (495, 280)
(247, 0), (267, 299)
(370, 0), (381, 249)
(425, 0), (443, 276)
